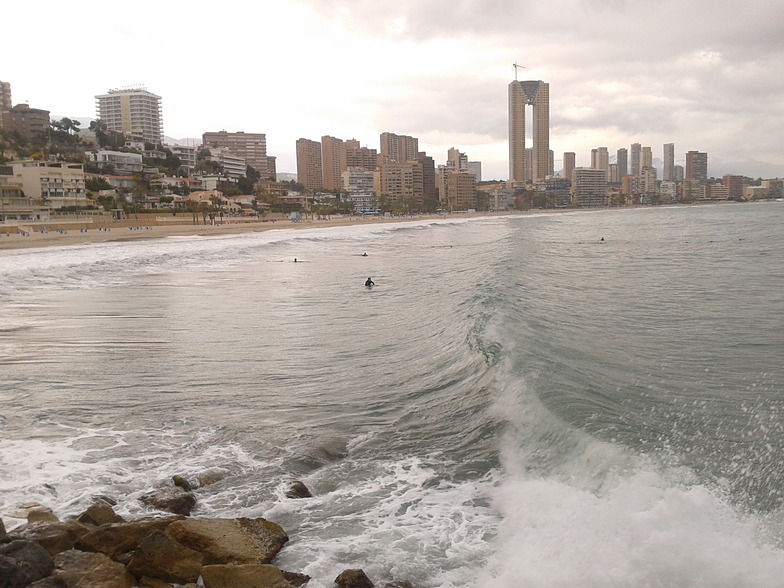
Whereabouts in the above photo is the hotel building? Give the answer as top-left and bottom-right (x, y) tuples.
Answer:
(95, 87), (163, 144)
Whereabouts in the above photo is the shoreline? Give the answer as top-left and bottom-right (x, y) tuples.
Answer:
(0, 212), (522, 251)
(0, 201), (749, 252)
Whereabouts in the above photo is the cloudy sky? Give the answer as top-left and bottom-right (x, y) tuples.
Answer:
(4, 0), (784, 179)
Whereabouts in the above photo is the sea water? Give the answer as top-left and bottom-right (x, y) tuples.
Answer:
(1, 203), (783, 587)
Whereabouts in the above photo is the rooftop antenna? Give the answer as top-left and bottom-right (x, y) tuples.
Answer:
(513, 62), (526, 80)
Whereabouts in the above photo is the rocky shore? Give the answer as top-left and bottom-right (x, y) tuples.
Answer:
(0, 477), (415, 588)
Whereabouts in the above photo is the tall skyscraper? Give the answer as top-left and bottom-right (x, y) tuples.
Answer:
(508, 80), (549, 182)
(591, 147), (609, 178)
(663, 143), (675, 181)
(296, 138), (323, 192)
(95, 86), (163, 144)
(685, 151), (708, 182)
(630, 143), (641, 177)
(563, 152), (576, 181)
(641, 146), (653, 170)
(616, 148), (628, 178)
(202, 131), (268, 178)
(321, 135), (346, 192)
(380, 132), (418, 163)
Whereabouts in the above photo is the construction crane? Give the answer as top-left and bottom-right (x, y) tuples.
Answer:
(513, 62), (526, 80)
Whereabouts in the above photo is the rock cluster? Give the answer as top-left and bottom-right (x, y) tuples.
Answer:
(0, 478), (415, 588)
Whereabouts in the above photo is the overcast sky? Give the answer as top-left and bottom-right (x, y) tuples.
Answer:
(4, 0), (784, 179)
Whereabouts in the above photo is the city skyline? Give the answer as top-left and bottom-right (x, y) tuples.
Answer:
(4, 0), (784, 179)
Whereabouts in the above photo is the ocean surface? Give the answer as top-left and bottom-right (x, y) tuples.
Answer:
(1, 202), (783, 587)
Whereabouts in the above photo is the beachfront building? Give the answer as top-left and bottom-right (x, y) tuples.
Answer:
(95, 87), (163, 144)
(321, 135), (346, 192)
(509, 79), (549, 182)
(7, 161), (88, 209)
(0, 171), (49, 222)
(445, 169), (477, 211)
(630, 143), (641, 177)
(723, 175), (745, 201)
(685, 151), (708, 182)
(640, 166), (658, 203)
(202, 131), (268, 178)
(374, 160), (424, 211)
(616, 148), (628, 179)
(345, 142), (378, 171)
(536, 177), (571, 208)
(562, 152), (575, 181)
(571, 168), (607, 207)
(296, 138), (323, 192)
(380, 132), (419, 163)
(663, 143), (675, 181)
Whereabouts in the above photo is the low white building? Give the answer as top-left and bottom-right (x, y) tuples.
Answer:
(7, 161), (88, 209)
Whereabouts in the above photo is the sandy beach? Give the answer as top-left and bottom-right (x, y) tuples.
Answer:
(0, 213), (490, 251)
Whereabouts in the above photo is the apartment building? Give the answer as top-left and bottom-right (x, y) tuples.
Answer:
(95, 87), (163, 144)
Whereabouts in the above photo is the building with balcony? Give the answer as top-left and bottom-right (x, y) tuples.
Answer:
(571, 168), (607, 207)
(95, 87), (163, 144)
(7, 161), (87, 209)
(202, 131), (268, 178)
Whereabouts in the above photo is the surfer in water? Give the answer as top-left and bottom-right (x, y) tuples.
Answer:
(365, 277), (374, 287)
(361, 252), (368, 257)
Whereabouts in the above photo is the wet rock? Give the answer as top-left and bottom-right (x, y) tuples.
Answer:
(197, 473), (224, 487)
(0, 517), (6, 541)
(52, 549), (134, 588)
(77, 502), (125, 526)
(140, 486), (196, 516)
(27, 577), (68, 588)
(76, 516), (184, 560)
(27, 506), (59, 524)
(165, 517), (288, 565)
(201, 563), (298, 588)
(335, 568), (374, 588)
(282, 570), (312, 586)
(137, 577), (174, 588)
(285, 481), (313, 499)
(0, 540), (54, 587)
(126, 530), (203, 584)
(7, 520), (92, 555)
(172, 475), (193, 492)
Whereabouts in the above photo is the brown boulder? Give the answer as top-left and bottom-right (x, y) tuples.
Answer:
(140, 486), (196, 516)
(126, 530), (203, 584)
(52, 549), (135, 588)
(137, 578), (174, 588)
(77, 502), (125, 526)
(282, 570), (311, 586)
(285, 481), (313, 499)
(335, 569), (374, 588)
(201, 564), (297, 588)
(27, 577), (68, 587)
(7, 520), (92, 555)
(172, 475), (193, 492)
(0, 540), (54, 587)
(165, 518), (288, 565)
(76, 516), (184, 560)
(27, 507), (59, 524)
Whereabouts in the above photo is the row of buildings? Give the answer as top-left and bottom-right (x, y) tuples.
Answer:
(507, 77), (783, 206)
(296, 132), (483, 213)
(0, 82), (292, 221)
